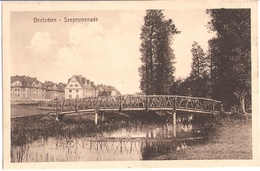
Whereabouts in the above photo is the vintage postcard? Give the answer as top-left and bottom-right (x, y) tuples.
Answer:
(2, 0), (259, 169)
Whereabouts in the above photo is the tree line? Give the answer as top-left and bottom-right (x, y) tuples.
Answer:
(139, 9), (251, 114)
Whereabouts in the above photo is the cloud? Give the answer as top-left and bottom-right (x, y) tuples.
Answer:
(27, 31), (57, 52)
(55, 13), (144, 94)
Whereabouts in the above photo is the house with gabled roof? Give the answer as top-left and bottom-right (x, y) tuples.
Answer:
(11, 75), (46, 99)
(64, 75), (98, 99)
(43, 81), (66, 100)
(64, 75), (121, 99)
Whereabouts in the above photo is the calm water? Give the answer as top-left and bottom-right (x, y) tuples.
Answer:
(11, 105), (50, 118)
(11, 110), (211, 162)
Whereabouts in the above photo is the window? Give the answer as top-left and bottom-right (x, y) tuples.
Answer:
(76, 95), (79, 99)
(69, 90), (72, 92)
(75, 84), (78, 87)
(70, 85), (73, 87)
(76, 90), (79, 92)
(14, 89), (17, 91)
(69, 95), (72, 99)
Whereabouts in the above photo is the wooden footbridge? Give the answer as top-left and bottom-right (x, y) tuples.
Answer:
(49, 95), (222, 124)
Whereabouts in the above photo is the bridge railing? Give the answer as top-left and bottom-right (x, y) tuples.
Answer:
(49, 95), (222, 114)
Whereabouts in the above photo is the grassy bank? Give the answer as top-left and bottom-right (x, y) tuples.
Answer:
(155, 114), (252, 160)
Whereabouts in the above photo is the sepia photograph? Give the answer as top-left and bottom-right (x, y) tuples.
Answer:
(2, 0), (259, 169)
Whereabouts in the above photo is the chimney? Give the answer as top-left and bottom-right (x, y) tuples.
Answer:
(87, 79), (90, 85)
(90, 81), (94, 85)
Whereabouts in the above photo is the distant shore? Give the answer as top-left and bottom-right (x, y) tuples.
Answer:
(11, 99), (51, 105)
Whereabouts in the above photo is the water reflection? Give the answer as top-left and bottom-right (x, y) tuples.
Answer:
(11, 114), (210, 162)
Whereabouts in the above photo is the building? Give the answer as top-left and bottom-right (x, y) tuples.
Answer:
(57, 83), (67, 99)
(11, 75), (46, 99)
(43, 81), (66, 100)
(65, 75), (98, 99)
(64, 75), (120, 99)
(97, 84), (121, 97)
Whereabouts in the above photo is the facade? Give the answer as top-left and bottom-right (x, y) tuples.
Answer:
(64, 75), (120, 99)
(11, 75), (46, 99)
(11, 75), (120, 100)
(65, 75), (98, 99)
(57, 83), (66, 99)
(43, 81), (66, 100)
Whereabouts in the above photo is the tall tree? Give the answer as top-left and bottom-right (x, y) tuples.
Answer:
(188, 41), (210, 97)
(190, 41), (208, 78)
(207, 9), (251, 113)
(139, 10), (179, 95)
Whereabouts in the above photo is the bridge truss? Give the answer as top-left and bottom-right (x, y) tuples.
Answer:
(49, 95), (222, 115)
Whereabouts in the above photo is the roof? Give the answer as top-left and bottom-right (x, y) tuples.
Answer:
(44, 81), (67, 91)
(11, 75), (43, 88)
(67, 75), (99, 90)
(57, 83), (67, 92)
(67, 75), (86, 88)
(97, 84), (117, 91)
(90, 82), (100, 90)
(66, 75), (120, 94)
(43, 81), (55, 88)
(98, 90), (112, 96)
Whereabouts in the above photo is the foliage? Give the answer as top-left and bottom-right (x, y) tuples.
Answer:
(139, 10), (180, 95)
(170, 42), (211, 98)
(190, 41), (208, 78)
(189, 41), (211, 97)
(207, 9), (251, 112)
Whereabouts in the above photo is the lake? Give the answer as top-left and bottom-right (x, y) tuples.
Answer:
(11, 107), (212, 162)
(11, 105), (51, 118)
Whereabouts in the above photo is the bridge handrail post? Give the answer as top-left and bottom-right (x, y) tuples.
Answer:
(119, 95), (122, 111)
(174, 96), (177, 111)
(60, 99), (63, 112)
(145, 95), (148, 111)
(211, 101), (214, 114)
(221, 103), (224, 112)
(55, 99), (59, 121)
(75, 99), (78, 113)
(172, 96), (177, 137)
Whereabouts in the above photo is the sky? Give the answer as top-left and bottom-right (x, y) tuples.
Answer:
(11, 10), (215, 94)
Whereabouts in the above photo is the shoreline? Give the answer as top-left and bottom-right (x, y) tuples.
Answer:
(11, 111), (252, 160)
(154, 115), (252, 160)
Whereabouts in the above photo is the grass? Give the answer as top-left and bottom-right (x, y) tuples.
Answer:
(155, 114), (252, 160)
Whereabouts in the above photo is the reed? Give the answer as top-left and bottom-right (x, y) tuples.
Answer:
(11, 111), (160, 148)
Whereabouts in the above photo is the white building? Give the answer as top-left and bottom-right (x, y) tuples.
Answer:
(65, 75), (97, 99)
